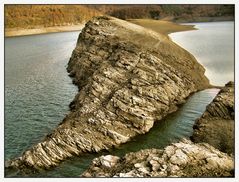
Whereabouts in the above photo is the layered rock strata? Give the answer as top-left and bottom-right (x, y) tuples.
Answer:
(82, 139), (234, 177)
(7, 16), (209, 170)
(191, 81), (234, 154)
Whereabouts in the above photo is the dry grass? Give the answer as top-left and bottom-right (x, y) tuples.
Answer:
(5, 5), (101, 29)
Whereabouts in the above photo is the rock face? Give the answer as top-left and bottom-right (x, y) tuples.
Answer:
(82, 139), (234, 177)
(191, 81), (234, 154)
(7, 16), (209, 170)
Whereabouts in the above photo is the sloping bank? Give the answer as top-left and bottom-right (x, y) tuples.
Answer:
(7, 16), (209, 170)
(191, 81), (234, 155)
(82, 82), (234, 177)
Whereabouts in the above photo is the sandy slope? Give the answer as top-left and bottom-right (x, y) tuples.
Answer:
(128, 19), (196, 36)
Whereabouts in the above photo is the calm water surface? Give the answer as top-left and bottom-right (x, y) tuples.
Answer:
(5, 32), (79, 160)
(5, 22), (231, 177)
(169, 21), (234, 86)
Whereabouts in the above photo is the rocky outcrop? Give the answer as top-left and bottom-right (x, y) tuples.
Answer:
(82, 82), (235, 177)
(191, 81), (234, 154)
(82, 139), (234, 177)
(7, 16), (209, 170)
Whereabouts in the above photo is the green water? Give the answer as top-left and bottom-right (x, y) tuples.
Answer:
(5, 31), (80, 161)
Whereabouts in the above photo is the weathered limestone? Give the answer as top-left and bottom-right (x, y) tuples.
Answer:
(82, 82), (235, 178)
(7, 16), (209, 170)
(191, 81), (234, 154)
(82, 139), (234, 177)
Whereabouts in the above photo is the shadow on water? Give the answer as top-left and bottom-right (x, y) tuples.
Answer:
(6, 88), (219, 177)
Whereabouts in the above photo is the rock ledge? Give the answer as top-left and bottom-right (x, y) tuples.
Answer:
(82, 139), (234, 177)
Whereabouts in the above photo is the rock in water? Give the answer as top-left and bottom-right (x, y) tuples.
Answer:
(81, 139), (234, 177)
(191, 81), (234, 154)
(7, 16), (209, 170)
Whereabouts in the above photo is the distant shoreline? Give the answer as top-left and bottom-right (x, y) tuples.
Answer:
(5, 20), (193, 38)
(127, 19), (196, 37)
(4, 17), (234, 38)
(173, 16), (234, 23)
(5, 24), (85, 37)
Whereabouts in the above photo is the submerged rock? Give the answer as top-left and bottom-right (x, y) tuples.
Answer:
(81, 139), (234, 177)
(191, 81), (234, 154)
(7, 16), (209, 170)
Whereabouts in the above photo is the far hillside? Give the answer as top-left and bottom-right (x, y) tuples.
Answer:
(5, 5), (101, 29)
(5, 4), (234, 30)
(89, 4), (234, 22)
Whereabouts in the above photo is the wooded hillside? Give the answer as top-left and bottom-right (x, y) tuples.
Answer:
(5, 4), (234, 29)
(5, 5), (101, 28)
(89, 4), (234, 21)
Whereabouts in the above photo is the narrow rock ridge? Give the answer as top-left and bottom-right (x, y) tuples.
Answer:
(7, 16), (209, 170)
(191, 81), (234, 154)
(82, 139), (234, 177)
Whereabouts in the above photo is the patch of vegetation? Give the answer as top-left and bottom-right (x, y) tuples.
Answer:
(91, 4), (234, 21)
(5, 5), (101, 29)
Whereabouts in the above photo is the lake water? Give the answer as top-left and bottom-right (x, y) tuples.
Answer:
(5, 21), (232, 177)
(5, 32), (79, 161)
(169, 21), (234, 86)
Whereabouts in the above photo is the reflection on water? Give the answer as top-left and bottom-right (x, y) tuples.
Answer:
(170, 21), (234, 86)
(5, 32), (79, 160)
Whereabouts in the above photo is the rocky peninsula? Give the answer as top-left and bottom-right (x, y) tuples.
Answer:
(7, 16), (210, 170)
